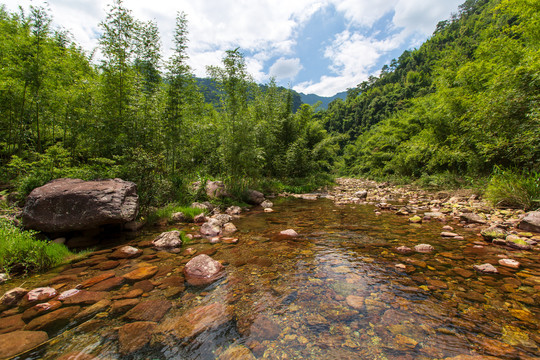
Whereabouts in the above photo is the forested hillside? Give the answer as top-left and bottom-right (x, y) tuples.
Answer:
(319, 0), (539, 183)
(0, 1), (337, 208)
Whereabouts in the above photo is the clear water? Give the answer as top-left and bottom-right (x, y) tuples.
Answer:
(3, 198), (539, 359)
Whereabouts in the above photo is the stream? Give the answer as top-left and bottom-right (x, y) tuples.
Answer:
(1, 197), (539, 359)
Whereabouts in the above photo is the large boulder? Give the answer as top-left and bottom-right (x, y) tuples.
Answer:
(22, 178), (139, 233)
(518, 211), (540, 233)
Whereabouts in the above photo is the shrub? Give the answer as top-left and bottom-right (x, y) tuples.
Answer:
(485, 168), (540, 210)
(0, 218), (72, 274)
(146, 204), (206, 225)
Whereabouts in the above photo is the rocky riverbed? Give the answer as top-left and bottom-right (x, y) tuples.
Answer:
(0, 178), (539, 359)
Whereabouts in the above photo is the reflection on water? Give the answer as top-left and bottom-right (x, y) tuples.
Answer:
(2, 198), (539, 359)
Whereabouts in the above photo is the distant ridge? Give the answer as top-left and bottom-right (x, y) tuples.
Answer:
(299, 91), (348, 109)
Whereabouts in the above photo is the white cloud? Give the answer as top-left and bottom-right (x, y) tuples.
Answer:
(393, 0), (462, 37)
(269, 58), (303, 80)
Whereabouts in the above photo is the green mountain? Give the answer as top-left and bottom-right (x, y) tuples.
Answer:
(298, 91), (348, 109)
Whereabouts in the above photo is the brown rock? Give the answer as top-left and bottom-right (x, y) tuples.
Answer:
(95, 260), (120, 271)
(453, 268), (474, 278)
(0, 287), (28, 309)
(414, 244), (434, 253)
(155, 302), (231, 339)
(80, 272), (115, 288)
(57, 352), (97, 360)
(460, 213), (486, 224)
(111, 298), (140, 316)
(74, 299), (111, 320)
(184, 254), (225, 286)
(152, 231), (183, 251)
(89, 276), (125, 292)
(22, 301), (63, 322)
(518, 211), (540, 233)
(250, 315), (281, 340)
(345, 295), (365, 310)
(124, 299), (171, 322)
(133, 280), (154, 293)
(111, 289), (144, 300)
(118, 321), (156, 355)
(109, 246), (142, 259)
(123, 265), (158, 282)
(22, 178), (139, 232)
(0, 314), (25, 334)
(20, 287), (57, 308)
(219, 345), (256, 360)
(61, 291), (107, 305)
(25, 306), (80, 332)
(0, 331), (48, 359)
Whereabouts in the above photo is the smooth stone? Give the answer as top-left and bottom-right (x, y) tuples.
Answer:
(249, 315), (281, 340)
(409, 215), (422, 223)
(152, 231), (182, 250)
(22, 301), (63, 322)
(460, 213), (486, 224)
(109, 246), (142, 259)
(124, 299), (171, 322)
(498, 259), (520, 269)
(80, 272), (115, 288)
(0, 331), (48, 359)
(473, 263), (498, 274)
(222, 222), (237, 235)
(518, 211), (540, 233)
(219, 345), (256, 360)
(58, 289), (80, 301)
(111, 299), (140, 316)
(61, 291), (107, 305)
(95, 260), (120, 271)
(89, 276), (125, 292)
(0, 314), (25, 334)
(118, 321), (156, 355)
(25, 306), (81, 332)
(395, 246), (412, 254)
(123, 265), (159, 282)
(184, 254), (225, 286)
(280, 229), (298, 237)
(0, 288), (28, 309)
(345, 295), (365, 310)
(75, 299), (111, 320)
(414, 244), (434, 253)
(20, 287), (57, 307)
(441, 232), (459, 237)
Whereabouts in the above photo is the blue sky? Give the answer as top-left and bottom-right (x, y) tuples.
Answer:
(3, 0), (463, 96)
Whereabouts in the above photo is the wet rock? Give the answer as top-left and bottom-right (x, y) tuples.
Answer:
(280, 229), (298, 237)
(345, 295), (365, 310)
(395, 246), (413, 254)
(425, 212), (445, 219)
(193, 213), (207, 224)
(222, 222), (237, 235)
(74, 299), (111, 320)
(226, 206), (242, 216)
(441, 231), (459, 237)
(0, 314), (25, 334)
(111, 289), (144, 300)
(25, 306), (80, 332)
(109, 246), (142, 259)
(409, 215), (422, 223)
(22, 178), (138, 233)
(111, 298), (140, 316)
(123, 265), (159, 282)
(414, 244), (434, 253)
(152, 231), (182, 251)
(58, 289), (80, 301)
(0, 287), (28, 309)
(518, 211), (540, 233)
(498, 258), (520, 269)
(260, 200), (273, 209)
(80, 272), (115, 288)
(61, 291), (107, 305)
(453, 268), (474, 278)
(481, 226), (507, 242)
(219, 345), (256, 360)
(133, 280), (154, 293)
(57, 352), (97, 360)
(0, 330), (48, 359)
(124, 299), (171, 322)
(89, 276), (125, 292)
(264, 208), (273, 213)
(460, 213), (486, 224)
(247, 189), (265, 205)
(353, 190), (368, 199)
(118, 321), (156, 355)
(22, 301), (62, 322)
(505, 235), (532, 250)
(95, 260), (120, 271)
(20, 287), (57, 308)
(250, 315), (281, 340)
(155, 302), (231, 339)
(200, 219), (222, 237)
(473, 263), (498, 274)
(184, 254), (225, 286)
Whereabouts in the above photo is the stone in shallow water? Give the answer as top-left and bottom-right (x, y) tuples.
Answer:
(345, 295), (365, 310)
(249, 315), (281, 340)
(118, 321), (156, 355)
(62, 291), (107, 306)
(123, 265), (159, 282)
(124, 299), (171, 322)
(414, 244), (434, 253)
(80, 272), (115, 288)
(0, 313), (25, 334)
(395, 246), (412, 254)
(57, 352), (97, 360)
(219, 345), (256, 360)
(441, 231), (459, 237)
(0, 330), (48, 359)
(279, 229), (298, 237)
(152, 231), (182, 250)
(89, 276), (125, 292)
(20, 287), (57, 307)
(498, 258), (520, 269)
(184, 254), (225, 286)
(25, 306), (81, 332)
(473, 263), (498, 274)
(22, 301), (62, 322)
(109, 246), (142, 259)
(0, 287), (28, 309)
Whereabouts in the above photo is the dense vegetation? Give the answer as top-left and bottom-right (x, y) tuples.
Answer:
(0, 1), (337, 210)
(318, 0), (539, 194)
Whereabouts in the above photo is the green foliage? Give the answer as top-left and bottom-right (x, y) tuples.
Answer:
(146, 204), (206, 225)
(485, 168), (540, 210)
(0, 218), (72, 273)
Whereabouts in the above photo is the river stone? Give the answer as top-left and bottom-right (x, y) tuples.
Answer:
(155, 302), (231, 339)
(0, 314), (25, 334)
(75, 299), (111, 320)
(460, 212), (486, 224)
(250, 315), (281, 340)
(247, 189), (265, 205)
(346, 295), (365, 310)
(25, 306), (81, 332)
(414, 244), (434, 253)
(193, 213), (207, 224)
(58, 289), (80, 301)
(95, 260), (120, 271)
(0, 331), (48, 359)
(22, 301), (63, 322)
(441, 231), (459, 237)
(0, 287), (28, 309)
(222, 222), (237, 235)
(109, 246), (142, 259)
(152, 231), (182, 251)
(57, 352), (97, 360)
(481, 226), (507, 242)
(518, 211), (540, 233)
(408, 215), (422, 223)
(280, 229), (298, 237)
(498, 259), (520, 269)
(219, 345), (256, 360)
(200, 220), (221, 237)
(260, 200), (273, 209)
(473, 263), (498, 274)
(61, 291), (107, 305)
(505, 235), (532, 250)
(124, 299), (172, 322)
(226, 206), (242, 215)
(89, 276), (125, 292)
(395, 246), (412, 254)
(118, 321), (156, 355)
(111, 298), (140, 316)
(22, 178), (139, 233)
(184, 254), (225, 286)
(80, 272), (115, 288)
(20, 287), (57, 308)
(212, 214), (232, 226)
(123, 265), (159, 282)
(353, 190), (368, 199)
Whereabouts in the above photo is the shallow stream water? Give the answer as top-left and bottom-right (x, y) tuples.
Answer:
(2, 197), (539, 359)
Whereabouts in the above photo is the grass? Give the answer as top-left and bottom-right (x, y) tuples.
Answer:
(485, 168), (540, 210)
(146, 204), (207, 225)
(0, 218), (72, 274)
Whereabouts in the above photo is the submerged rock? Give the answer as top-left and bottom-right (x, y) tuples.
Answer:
(22, 178), (138, 233)
(0, 330), (48, 359)
(109, 246), (142, 259)
(414, 244), (434, 253)
(249, 315), (281, 340)
(184, 254), (225, 286)
(118, 321), (156, 355)
(473, 263), (498, 274)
